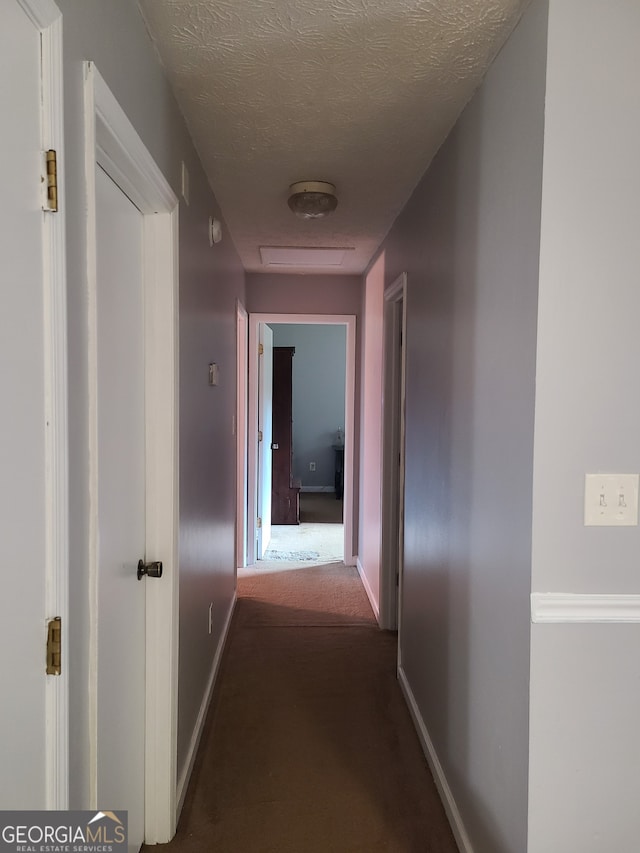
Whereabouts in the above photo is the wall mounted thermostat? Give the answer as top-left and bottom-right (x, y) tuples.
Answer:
(209, 363), (219, 386)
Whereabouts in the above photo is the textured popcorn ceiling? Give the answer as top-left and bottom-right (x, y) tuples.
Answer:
(138, 0), (528, 274)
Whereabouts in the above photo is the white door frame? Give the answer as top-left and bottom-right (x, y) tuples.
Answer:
(247, 313), (357, 567)
(236, 300), (248, 569)
(17, 0), (69, 810)
(84, 63), (179, 843)
(256, 323), (274, 558)
(380, 273), (407, 633)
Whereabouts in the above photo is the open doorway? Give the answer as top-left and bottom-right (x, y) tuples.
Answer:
(247, 313), (356, 567)
(269, 323), (346, 562)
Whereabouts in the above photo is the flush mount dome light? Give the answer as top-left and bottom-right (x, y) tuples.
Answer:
(288, 181), (338, 219)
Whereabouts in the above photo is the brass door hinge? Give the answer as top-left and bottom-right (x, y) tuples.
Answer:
(258, 343), (264, 356)
(257, 517), (262, 529)
(258, 430), (263, 442)
(46, 617), (62, 675)
(44, 150), (58, 212)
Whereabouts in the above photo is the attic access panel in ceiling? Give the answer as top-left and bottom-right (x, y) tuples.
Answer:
(259, 247), (354, 268)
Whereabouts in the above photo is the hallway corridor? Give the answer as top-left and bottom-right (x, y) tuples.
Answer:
(158, 563), (457, 852)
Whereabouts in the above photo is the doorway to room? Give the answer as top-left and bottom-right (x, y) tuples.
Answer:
(270, 324), (346, 563)
(246, 314), (356, 568)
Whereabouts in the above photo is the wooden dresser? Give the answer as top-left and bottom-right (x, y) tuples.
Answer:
(271, 347), (300, 524)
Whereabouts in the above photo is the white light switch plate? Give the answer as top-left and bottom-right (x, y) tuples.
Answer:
(584, 473), (639, 526)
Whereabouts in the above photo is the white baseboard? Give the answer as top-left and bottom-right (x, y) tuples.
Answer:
(300, 485), (335, 493)
(176, 591), (236, 818)
(356, 557), (380, 622)
(397, 666), (473, 853)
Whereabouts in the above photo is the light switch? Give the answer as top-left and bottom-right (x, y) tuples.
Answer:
(584, 473), (639, 526)
(208, 363), (219, 386)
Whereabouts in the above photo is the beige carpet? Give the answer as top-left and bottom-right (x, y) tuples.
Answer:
(264, 493), (344, 564)
(155, 564), (458, 853)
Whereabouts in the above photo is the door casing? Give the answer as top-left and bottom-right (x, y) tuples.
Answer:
(247, 313), (357, 566)
(256, 323), (274, 557)
(5, 0), (68, 810)
(380, 273), (407, 634)
(236, 301), (248, 569)
(84, 62), (179, 843)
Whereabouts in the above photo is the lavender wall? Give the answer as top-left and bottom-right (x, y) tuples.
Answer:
(370, 1), (548, 850)
(528, 1), (640, 847)
(246, 272), (361, 315)
(176, 179), (245, 786)
(57, 0), (245, 807)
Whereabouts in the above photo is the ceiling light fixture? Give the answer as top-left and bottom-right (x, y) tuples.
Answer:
(288, 181), (338, 219)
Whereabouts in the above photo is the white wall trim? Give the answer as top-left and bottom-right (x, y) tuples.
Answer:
(84, 62), (180, 842)
(16, 0), (59, 27)
(531, 593), (640, 623)
(142, 207), (180, 844)
(84, 61), (100, 813)
(356, 558), (380, 622)
(398, 666), (473, 853)
(247, 313), (357, 567)
(236, 301), (249, 570)
(22, 0), (70, 811)
(176, 592), (237, 818)
(92, 74), (176, 214)
(380, 272), (407, 632)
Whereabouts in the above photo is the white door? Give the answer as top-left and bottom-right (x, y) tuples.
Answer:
(95, 165), (146, 851)
(257, 324), (273, 557)
(236, 305), (248, 569)
(0, 0), (50, 808)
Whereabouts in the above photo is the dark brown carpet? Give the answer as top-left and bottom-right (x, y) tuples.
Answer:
(156, 565), (457, 853)
(299, 492), (344, 523)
